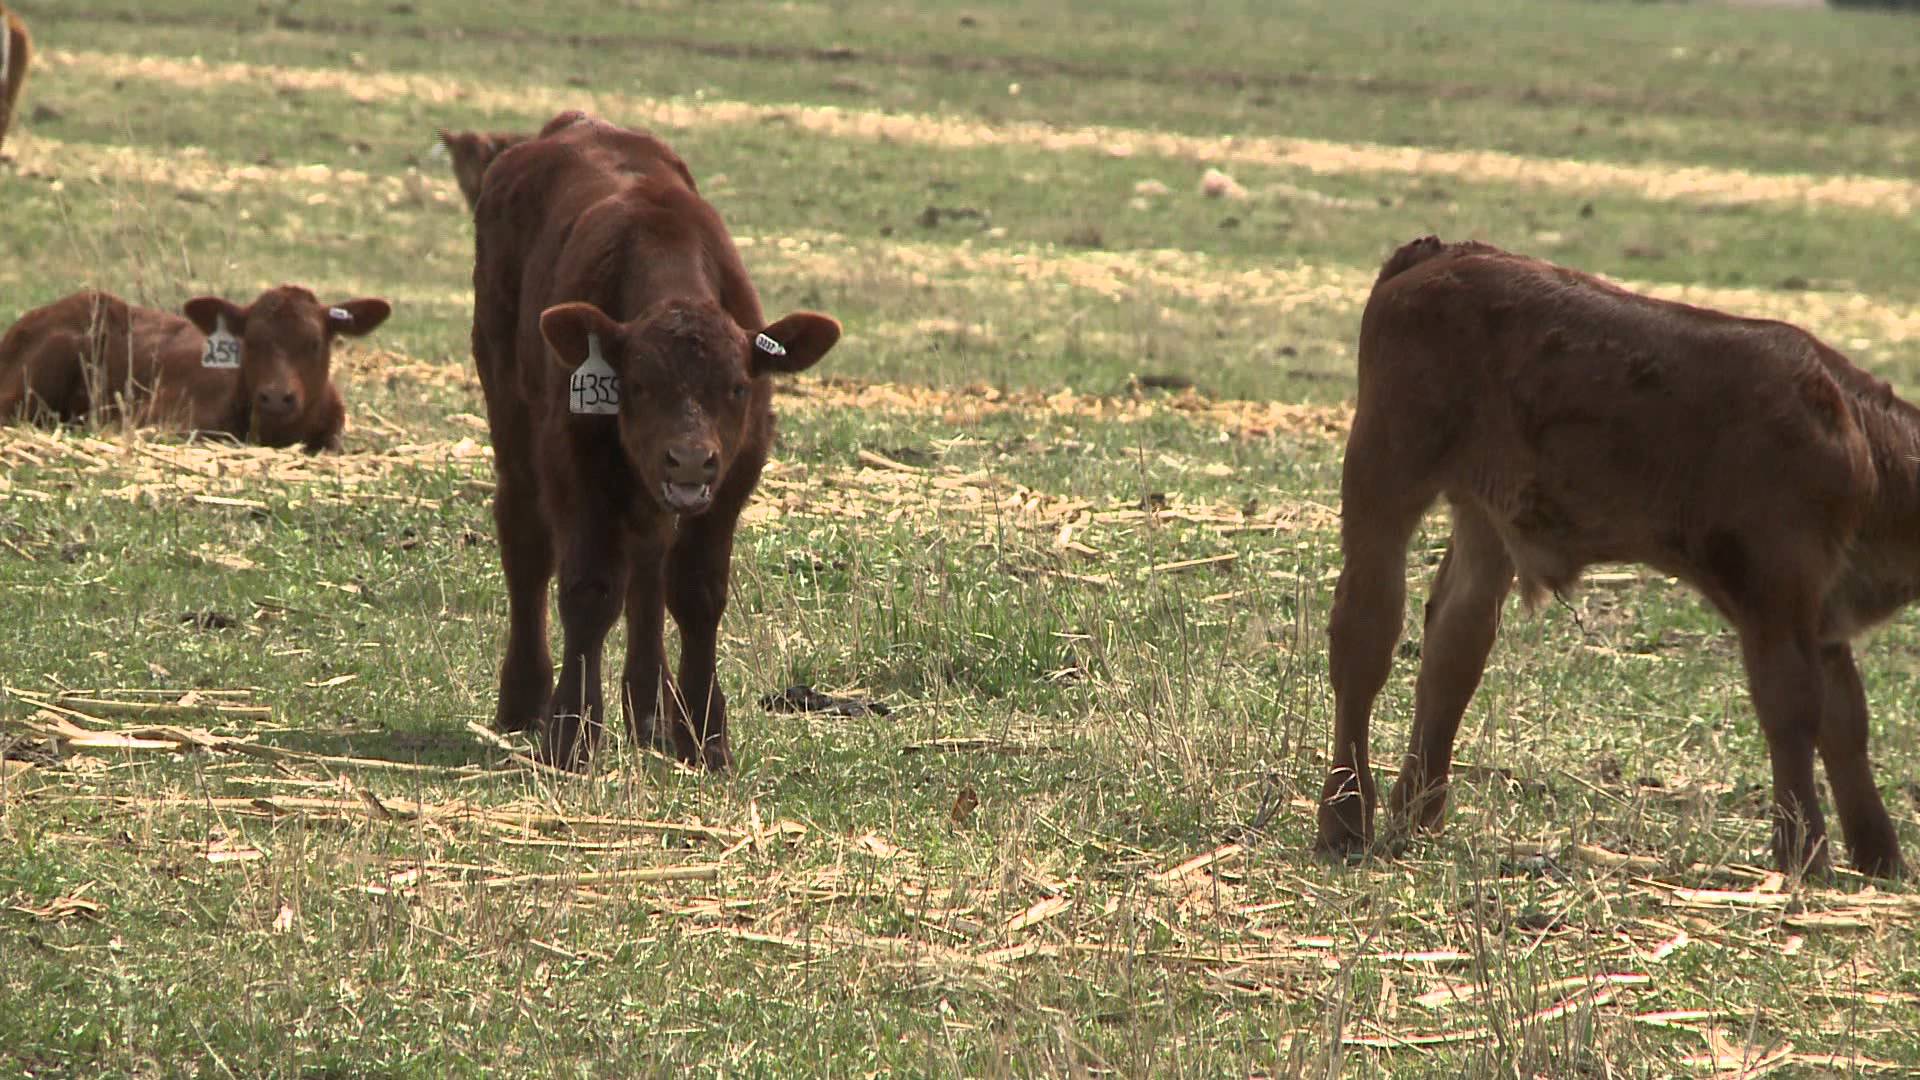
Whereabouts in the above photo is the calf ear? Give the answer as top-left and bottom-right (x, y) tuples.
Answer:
(540, 302), (622, 369)
(752, 312), (841, 376)
(326, 299), (393, 337)
(182, 296), (247, 337)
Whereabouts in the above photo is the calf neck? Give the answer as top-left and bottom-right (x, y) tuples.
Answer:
(1318, 236), (1911, 878)
(471, 112), (838, 770)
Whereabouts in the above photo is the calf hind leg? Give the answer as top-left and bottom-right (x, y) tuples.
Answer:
(620, 558), (675, 755)
(1816, 644), (1903, 878)
(1317, 452), (1440, 855)
(1386, 502), (1514, 839)
(491, 467), (555, 735)
(1738, 622), (1831, 875)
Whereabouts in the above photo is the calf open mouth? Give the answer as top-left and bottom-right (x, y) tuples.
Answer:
(662, 481), (714, 513)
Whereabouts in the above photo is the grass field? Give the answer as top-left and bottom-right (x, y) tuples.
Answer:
(4, 0), (1920, 1075)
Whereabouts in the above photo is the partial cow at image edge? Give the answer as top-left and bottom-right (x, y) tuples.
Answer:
(1319, 234), (1912, 879)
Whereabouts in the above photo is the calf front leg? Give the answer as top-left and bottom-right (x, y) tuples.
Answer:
(620, 551), (674, 756)
(546, 531), (630, 770)
(663, 515), (739, 771)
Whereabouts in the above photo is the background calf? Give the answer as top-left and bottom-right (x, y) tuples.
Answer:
(436, 128), (529, 212)
(0, 286), (391, 451)
(1318, 236), (1906, 878)
(0, 3), (28, 155)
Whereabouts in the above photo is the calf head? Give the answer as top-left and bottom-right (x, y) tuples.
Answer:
(182, 286), (392, 447)
(435, 128), (529, 211)
(539, 298), (839, 516)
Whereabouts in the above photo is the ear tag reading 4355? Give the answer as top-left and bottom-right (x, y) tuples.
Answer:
(202, 316), (242, 369)
(569, 334), (621, 415)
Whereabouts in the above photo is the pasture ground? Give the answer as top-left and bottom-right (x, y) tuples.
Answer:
(3, 1), (1919, 1075)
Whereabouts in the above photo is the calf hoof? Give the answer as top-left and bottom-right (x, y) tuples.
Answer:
(1314, 780), (1373, 859)
(1849, 828), (1904, 881)
(1387, 778), (1451, 835)
(495, 705), (541, 735)
(539, 712), (598, 772)
(1314, 763), (1376, 856)
(496, 668), (553, 734)
(627, 712), (674, 754)
(1772, 829), (1833, 879)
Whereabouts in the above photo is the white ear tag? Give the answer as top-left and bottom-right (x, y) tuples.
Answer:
(428, 136), (449, 160)
(202, 315), (242, 369)
(568, 334), (621, 415)
(754, 332), (787, 358)
(328, 306), (352, 324)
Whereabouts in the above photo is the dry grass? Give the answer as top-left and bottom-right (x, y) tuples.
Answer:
(44, 47), (1920, 216)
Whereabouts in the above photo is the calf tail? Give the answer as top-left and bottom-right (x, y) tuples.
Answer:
(0, 10), (27, 155)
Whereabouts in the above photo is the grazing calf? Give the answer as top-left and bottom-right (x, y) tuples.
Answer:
(1318, 236), (1908, 878)
(0, 286), (391, 451)
(1, 3), (28, 155)
(472, 111), (838, 769)
(436, 129), (529, 212)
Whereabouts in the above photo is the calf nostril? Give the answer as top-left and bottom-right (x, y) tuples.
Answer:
(664, 446), (718, 481)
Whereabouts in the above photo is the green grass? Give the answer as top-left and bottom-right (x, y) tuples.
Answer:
(5, 0), (1920, 1075)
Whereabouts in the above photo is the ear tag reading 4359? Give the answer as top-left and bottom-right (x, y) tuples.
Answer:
(569, 334), (621, 415)
(202, 316), (242, 369)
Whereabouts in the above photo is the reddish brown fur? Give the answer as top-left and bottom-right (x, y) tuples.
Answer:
(471, 111), (838, 769)
(1318, 236), (1909, 878)
(0, 286), (391, 451)
(1, 4), (29, 155)
(440, 114), (692, 214)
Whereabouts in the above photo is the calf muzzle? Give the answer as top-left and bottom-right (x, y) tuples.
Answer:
(660, 442), (719, 514)
(253, 386), (301, 419)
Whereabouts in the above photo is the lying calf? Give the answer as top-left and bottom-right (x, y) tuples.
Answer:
(1319, 235), (1907, 878)
(0, 286), (391, 451)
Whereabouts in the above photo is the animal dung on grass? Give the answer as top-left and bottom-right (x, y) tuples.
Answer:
(471, 111), (839, 771)
(1318, 235), (1908, 879)
(1198, 167), (1247, 200)
(0, 287), (392, 453)
(759, 684), (892, 718)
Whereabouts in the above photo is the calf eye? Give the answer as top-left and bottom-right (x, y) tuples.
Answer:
(731, 381), (750, 401)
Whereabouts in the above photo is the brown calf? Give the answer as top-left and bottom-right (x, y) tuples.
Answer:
(1318, 236), (1908, 878)
(436, 129), (529, 212)
(472, 111), (838, 770)
(0, 3), (28, 155)
(0, 286), (391, 451)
